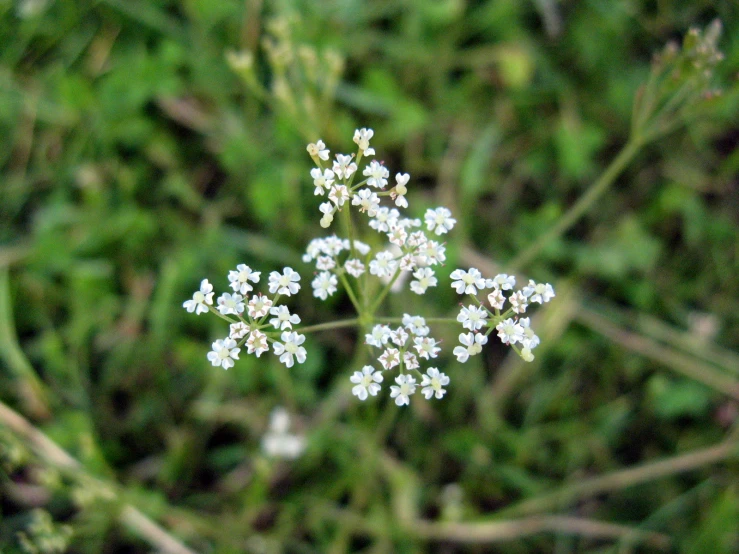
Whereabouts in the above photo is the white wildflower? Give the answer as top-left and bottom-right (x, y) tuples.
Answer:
(183, 279), (214, 314)
(421, 368), (449, 400)
(350, 365), (383, 400)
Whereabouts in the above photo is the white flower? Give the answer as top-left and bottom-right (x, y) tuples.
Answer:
(183, 279), (214, 314)
(246, 330), (269, 357)
(319, 201), (335, 227)
(424, 207), (456, 236)
(229, 321), (250, 339)
(247, 293), (273, 318)
(522, 280), (556, 304)
(351, 188), (380, 216)
(207, 338), (240, 369)
(378, 348), (400, 370)
(217, 292), (245, 316)
(414, 336), (441, 359)
(370, 207), (400, 233)
(421, 368), (449, 400)
(488, 289), (506, 310)
(403, 351), (420, 370)
(390, 374), (417, 406)
(332, 154), (357, 180)
(369, 251), (398, 278)
(307, 139), (329, 161)
(363, 159), (389, 188)
(366, 325), (391, 347)
(272, 331), (307, 368)
(519, 317), (540, 349)
(402, 314), (429, 336)
(344, 259), (366, 278)
(398, 253), (416, 271)
(389, 327), (409, 347)
(315, 255), (336, 271)
(328, 184), (351, 207)
(269, 305), (301, 330)
(352, 240), (372, 256)
(353, 128), (375, 156)
(228, 264), (261, 295)
(521, 347), (535, 362)
(311, 167), (335, 195)
(387, 224), (408, 246)
(509, 291), (528, 314)
(393, 173), (409, 208)
(488, 273), (516, 290)
(496, 318), (524, 344)
(407, 230), (428, 248)
(350, 365), (383, 400)
(419, 240), (445, 265)
(457, 305), (489, 331)
(453, 332), (487, 362)
(312, 271), (338, 300)
(323, 236), (345, 256)
(450, 268), (486, 295)
(262, 407), (305, 459)
(268, 267), (301, 296)
(410, 267), (437, 295)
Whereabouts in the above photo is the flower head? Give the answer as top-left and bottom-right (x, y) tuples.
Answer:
(457, 305), (489, 331)
(421, 367), (449, 400)
(228, 265), (261, 295)
(307, 139), (330, 161)
(272, 331), (307, 368)
(183, 279), (214, 314)
(353, 128), (375, 156)
(312, 271), (338, 300)
(424, 207), (456, 236)
(268, 267), (301, 296)
(350, 366), (383, 400)
(269, 305), (301, 330)
(207, 338), (240, 369)
(390, 374), (417, 406)
(450, 268), (486, 295)
(522, 280), (556, 304)
(217, 292), (245, 316)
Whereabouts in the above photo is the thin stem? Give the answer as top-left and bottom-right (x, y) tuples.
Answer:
(340, 203), (358, 261)
(376, 317), (459, 325)
(412, 516), (670, 549)
(0, 400), (197, 554)
(299, 318), (360, 334)
(507, 138), (643, 272)
(337, 271), (362, 313)
(496, 436), (739, 518)
(369, 268), (404, 315)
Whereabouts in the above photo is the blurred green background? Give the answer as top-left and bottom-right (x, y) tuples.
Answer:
(1, 0), (738, 552)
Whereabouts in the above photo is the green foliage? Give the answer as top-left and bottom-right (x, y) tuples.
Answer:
(1, 0), (738, 552)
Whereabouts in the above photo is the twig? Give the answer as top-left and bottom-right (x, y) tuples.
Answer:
(497, 437), (739, 518)
(413, 515), (671, 549)
(0, 400), (198, 554)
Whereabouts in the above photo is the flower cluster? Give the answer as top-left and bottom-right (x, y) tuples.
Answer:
(305, 132), (454, 300)
(449, 269), (554, 363)
(184, 129), (559, 408)
(350, 314), (450, 406)
(183, 265), (306, 369)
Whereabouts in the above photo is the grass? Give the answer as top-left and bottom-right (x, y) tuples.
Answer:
(1, 0), (738, 552)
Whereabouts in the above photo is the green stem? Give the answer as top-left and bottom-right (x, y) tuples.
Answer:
(507, 138), (643, 272)
(369, 268), (404, 315)
(496, 436), (739, 518)
(337, 272), (362, 313)
(299, 318), (360, 334)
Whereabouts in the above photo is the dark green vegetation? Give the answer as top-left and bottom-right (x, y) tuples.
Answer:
(1, 0), (738, 552)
